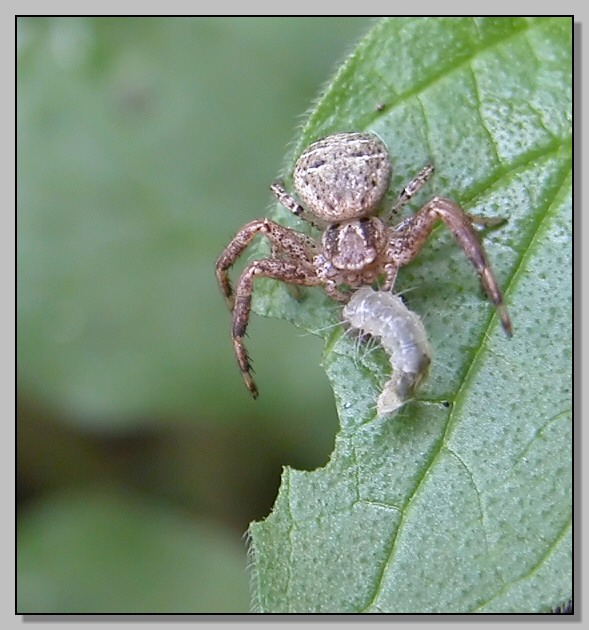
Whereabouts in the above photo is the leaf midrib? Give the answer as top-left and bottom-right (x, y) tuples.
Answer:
(359, 152), (571, 613)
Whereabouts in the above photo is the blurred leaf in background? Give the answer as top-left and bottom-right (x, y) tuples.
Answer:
(17, 490), (250, 613)
(17, 16), (374, 613)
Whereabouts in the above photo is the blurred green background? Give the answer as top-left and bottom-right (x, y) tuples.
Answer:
(17, 16), (375, 613)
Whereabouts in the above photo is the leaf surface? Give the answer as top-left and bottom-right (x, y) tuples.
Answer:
(249, 17), (572, 613)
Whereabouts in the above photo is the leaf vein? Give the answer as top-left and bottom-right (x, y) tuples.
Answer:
(469, 62), (504, 168)
(473, 517), (572, 612)
(357, 18), (535, 133)
(362, 112), (570, 613)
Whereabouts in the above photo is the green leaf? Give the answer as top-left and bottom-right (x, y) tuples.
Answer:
(248, 17), (571, 613)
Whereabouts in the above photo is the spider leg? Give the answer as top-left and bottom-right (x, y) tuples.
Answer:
(270, 181), (323, 229)
(381, 264), (399, 292)
(390, 196), (512, 336)
(385, 163), (435, 220)
(231, 258), (323, 397)
(215, 218), (317, 309)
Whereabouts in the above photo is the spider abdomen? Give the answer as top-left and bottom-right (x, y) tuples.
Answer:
(293, 132), (392, 222)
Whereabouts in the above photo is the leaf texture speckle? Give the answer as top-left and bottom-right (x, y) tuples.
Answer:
(249, 17), (571, 613)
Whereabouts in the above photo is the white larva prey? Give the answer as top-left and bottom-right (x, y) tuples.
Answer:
(342, 287), (433, 416)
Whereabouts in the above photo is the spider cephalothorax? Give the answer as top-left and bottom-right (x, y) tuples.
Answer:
(215, 131), (511, 397)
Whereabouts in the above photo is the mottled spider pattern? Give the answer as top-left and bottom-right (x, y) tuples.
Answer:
(216, 132), (512, 397)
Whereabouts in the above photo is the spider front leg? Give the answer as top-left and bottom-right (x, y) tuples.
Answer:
(390, 196), (512, 336)
(231, 258), (324, 398)
(215, 218), (317, 309)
